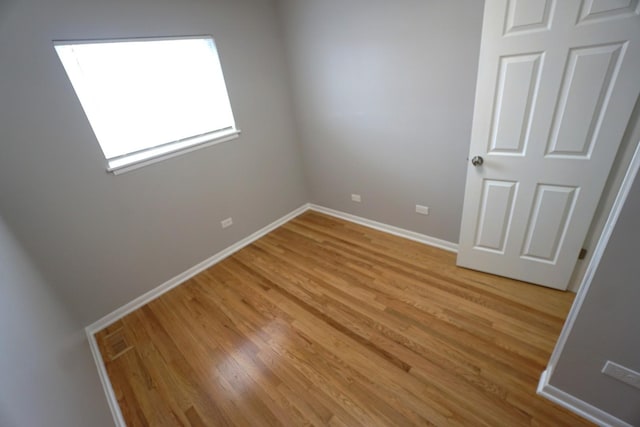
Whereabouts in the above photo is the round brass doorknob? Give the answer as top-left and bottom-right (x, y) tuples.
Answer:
(471, 156), (484, 167)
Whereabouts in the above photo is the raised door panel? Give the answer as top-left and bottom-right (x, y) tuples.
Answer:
(474, 180), (518, 253)
(546, 43), (626, 158)
(578, 0), (640, 23)
(489, 54), (543, 155)
(504, 0), (555, 35)
(521, 185), (579, 263)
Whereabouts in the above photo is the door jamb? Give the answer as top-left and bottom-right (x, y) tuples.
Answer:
(543, 136), (640, 378)
(566, 96), (640, 292)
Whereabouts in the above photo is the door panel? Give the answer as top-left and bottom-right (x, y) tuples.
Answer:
(505, 0), (555, 35)
(457, 0), (640, 289)
(490, 54), (542, 155)
(475, 180), (518, 253)
(521, 185), (578, 262)
(578, 0), (639, 23)
(547, 43), (626, 158)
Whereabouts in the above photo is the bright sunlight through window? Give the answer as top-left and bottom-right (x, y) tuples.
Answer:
(54, 36), (239, 174)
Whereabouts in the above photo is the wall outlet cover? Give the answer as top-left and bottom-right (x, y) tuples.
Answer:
(221, 218), (233, 228)
(351, 194), (362, 203)
(602, 361), (640, 390)
(416, 205), (430, 215)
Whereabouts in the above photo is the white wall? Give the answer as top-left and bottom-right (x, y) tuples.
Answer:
(0, 216), (112, 427)
(277, 0), (484, 243)
(0, 0), (307, 325)
(549, 163), (640, 424)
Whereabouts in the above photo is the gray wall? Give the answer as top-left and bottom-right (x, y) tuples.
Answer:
(549, 167), (640, 424)
(0, 0), (307, 325)
(0, 216), (112, 427)
(277, 0), (484, 243)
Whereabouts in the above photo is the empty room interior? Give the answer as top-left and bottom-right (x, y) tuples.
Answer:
(2, 0), (640, 426)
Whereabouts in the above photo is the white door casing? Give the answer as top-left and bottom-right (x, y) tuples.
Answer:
(457, 0), (640, 290)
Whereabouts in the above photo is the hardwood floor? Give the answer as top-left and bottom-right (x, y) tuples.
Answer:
(96, 211), (591, 426)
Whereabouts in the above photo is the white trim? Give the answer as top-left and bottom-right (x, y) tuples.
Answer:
(85, 202), (461, 426)
(87, 331), (127, 427)
(53, 34), (217, 45)
(308, 204), (459, 253)
(85, 186), (640, 426)
(535, 141), (640, 426)
(543, 141), (640, 376)
(108, 130), (240, 175)
(86, 202), (457, 335)
(86, 203), (309, 334)
(537, 370), (632, 427)
(85, 203), (310, 427)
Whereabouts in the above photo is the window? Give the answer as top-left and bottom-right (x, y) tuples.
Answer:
(54, 36), (239, 174)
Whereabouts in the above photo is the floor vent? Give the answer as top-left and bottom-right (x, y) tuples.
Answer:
(103, 328), (132, 361)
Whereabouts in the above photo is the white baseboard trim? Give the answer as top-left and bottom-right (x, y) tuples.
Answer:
(534, 143), (640, 427)
(308, 204), (459, 253)
(87, 203), (457, 336)
(85, 202), (459, 426)
(537, 370), (632, 427)
(85, 203), (311, 427)
(85, 203), (310, 335)
(87, 331), (127, 427)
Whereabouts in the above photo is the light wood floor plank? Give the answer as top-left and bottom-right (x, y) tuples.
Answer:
(96, 211), (591, 426)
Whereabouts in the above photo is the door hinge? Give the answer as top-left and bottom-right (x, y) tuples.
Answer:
(578, 248), (588, 260)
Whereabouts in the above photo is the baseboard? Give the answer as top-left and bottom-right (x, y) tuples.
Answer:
(85, 203), (311, 427)
(85, 201), (459, 427)
(87, 331), (127, 427)
(537, 370), (632, 427)
(87, 203), (457, 335)
(85, 203), (310, 335)
(308, 204), (459, 253)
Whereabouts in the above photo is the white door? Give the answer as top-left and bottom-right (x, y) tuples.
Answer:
(457, 0), (640, 290)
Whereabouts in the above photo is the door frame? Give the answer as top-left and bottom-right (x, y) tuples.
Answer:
(565, 97), (640, 292)
(537, 108), (640, 425)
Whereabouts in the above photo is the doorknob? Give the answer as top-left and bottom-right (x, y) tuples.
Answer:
(471, 156), (484, 167)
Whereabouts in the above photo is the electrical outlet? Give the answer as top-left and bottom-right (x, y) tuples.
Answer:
(416, 205), (430, 215)
(602, 361), (640, 390)
(221, 217), (233, 229)
(351, 194), (362, 203)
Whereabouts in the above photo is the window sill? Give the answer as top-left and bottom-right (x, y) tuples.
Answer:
(106, 128), (241, 175)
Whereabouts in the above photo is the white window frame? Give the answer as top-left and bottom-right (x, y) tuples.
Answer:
(54, 35), (240, 175)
